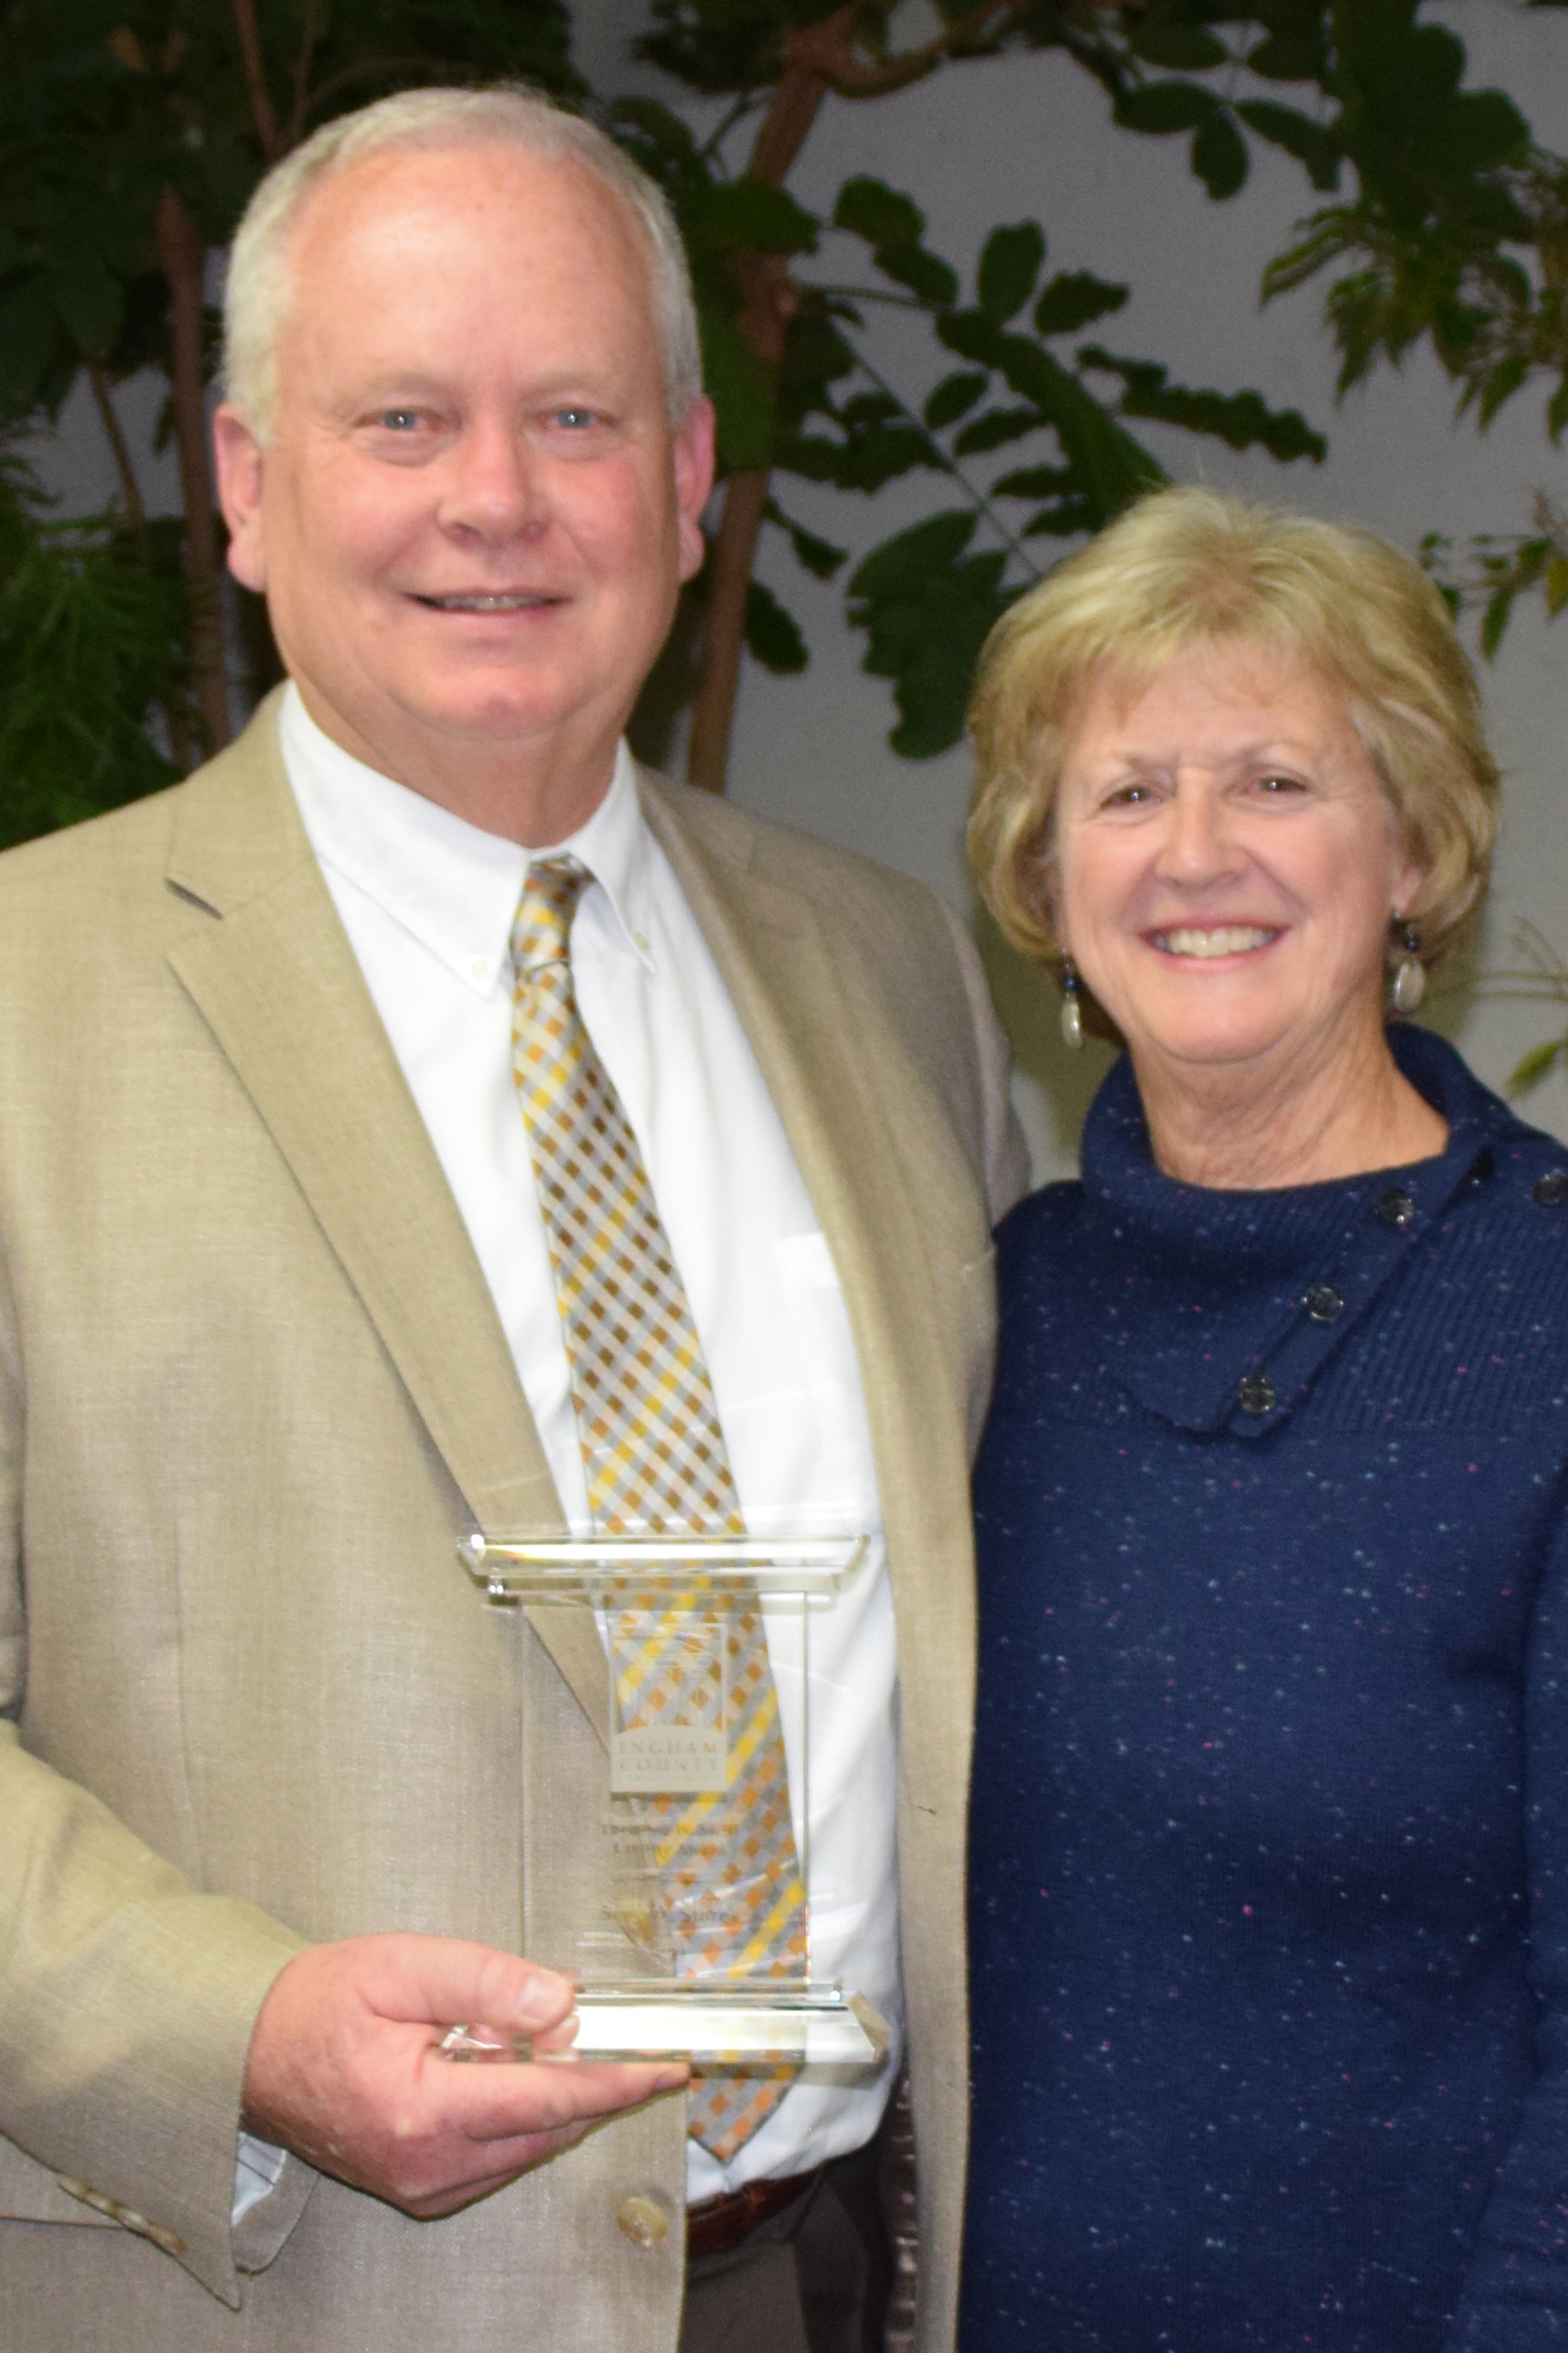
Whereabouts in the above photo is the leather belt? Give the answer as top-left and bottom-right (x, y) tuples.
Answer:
(685, 2166), (822, 2261)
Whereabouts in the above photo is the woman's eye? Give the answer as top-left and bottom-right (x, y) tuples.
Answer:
(1102, 782), (1155, 809)
(1254, 772), (1306, 794)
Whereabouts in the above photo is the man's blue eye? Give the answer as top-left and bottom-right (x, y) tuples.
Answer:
(554, 408), (595, 429)
(377, 410), (422, 431)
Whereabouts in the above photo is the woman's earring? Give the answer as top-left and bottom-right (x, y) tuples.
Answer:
(1059, 958), (1084, 1051)
(1391, 919), (1426, 1015)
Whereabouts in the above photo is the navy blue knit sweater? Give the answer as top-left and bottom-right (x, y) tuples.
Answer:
(962, 1026), (1568, 2352)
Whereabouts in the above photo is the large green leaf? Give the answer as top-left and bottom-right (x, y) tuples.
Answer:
(847, 512), (1015, 758)
(1235, 100), (1341, 193)
(1128, 22), (1230, 71)
(847, 509), (977, 603)
(1192, 111), (1249, 200)
(700, 310), (778, 472)
(0, 277), (62, 419)
(833, 176), (927, 252)
(686, 177), (818, 256)
(1115, 80), (1219, 135)
(952, 404), (1041, 457)
(1081, 349), (1327, 461)
(924, 370), (989, 428)
(977, 222), (1046, 325)
(1032, 272), (1128, 338)
(832, 174), (960, 306)
(744, 576), (808, 673)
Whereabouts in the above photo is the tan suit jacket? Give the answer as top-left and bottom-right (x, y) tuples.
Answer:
(0, 696), (1026, 2353)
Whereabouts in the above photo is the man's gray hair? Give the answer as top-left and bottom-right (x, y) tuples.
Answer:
(222, 84), (703, 438)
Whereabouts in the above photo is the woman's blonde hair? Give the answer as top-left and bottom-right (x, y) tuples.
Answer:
(968, 485), (1499, 978)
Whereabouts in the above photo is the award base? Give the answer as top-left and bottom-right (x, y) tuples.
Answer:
(442, 1982), (889, 2068)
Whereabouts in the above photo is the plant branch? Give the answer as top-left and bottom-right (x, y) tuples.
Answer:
(685, 24), (840, 790)
(847, 346), (1045, 575)
(285, 0), (324, 152)
(686, 468), (770, 790)
(86, 364), (148, 545)
(231, 0), (285, 160)
(699, 91), (762, 165)
(819, 0), (1024, 99)
(156, 185), (231, 757)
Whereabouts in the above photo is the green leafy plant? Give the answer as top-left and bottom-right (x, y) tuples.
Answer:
(1473, 918), (1568, 1099)
(0, 444), (190, 844)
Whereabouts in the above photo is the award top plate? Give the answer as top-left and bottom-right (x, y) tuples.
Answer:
(441, 1982), (890, 2067)
(458, 1531), (869, 1602)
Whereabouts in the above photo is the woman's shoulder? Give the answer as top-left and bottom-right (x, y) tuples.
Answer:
(993, 1179), (1087, 1287)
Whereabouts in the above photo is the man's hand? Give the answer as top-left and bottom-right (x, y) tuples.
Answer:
(241, 1933), (686, 2218)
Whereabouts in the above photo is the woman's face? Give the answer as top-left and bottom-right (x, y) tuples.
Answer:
(1050, 639), (1425, 1086)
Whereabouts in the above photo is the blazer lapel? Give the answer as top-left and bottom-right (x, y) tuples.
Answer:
(163, 701), (607, 1743)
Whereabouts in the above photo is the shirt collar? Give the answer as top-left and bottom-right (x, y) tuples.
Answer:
(278, 682), (657, 995)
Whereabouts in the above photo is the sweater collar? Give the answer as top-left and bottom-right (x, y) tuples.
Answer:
(1078, 1026), (1504, 1438)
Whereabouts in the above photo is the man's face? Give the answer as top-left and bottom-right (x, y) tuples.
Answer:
(215, 142), (714, 823)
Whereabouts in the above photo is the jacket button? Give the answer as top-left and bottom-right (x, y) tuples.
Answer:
(1376, 1187), (1415, 1228)
(1535, 1170), (1568, 1207)
(617, 2194), (671, 2249)
(1303, 1283), (1344, 1323)
(1236, 1372), (1277, 1416)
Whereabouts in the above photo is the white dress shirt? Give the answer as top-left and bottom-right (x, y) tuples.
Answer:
(246, 685), (900, 2207)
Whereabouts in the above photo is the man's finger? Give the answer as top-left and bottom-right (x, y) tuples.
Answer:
(362, 1934), (577, 2036)
(434, 2053), (687, 2145)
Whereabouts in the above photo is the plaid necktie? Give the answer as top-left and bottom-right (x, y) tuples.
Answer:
(510, 856), (808, 2158)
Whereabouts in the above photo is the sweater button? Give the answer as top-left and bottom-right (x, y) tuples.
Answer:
(1534, 1170), (1568, 1207)
(1376, 1187), (1415, 1229)
(1302, 1283), (1344, 1323)
(1236, 1372), (1277, 1416)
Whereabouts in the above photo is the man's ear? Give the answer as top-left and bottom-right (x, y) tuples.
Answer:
(672, 396), (716, 586)
(212, 404), (269, 593)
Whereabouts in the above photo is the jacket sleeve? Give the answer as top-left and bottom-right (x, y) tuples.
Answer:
(937, 899), (1032, 1225)
(1447, 1473), (1568, 2349)
(0, 1241), (315, 2308)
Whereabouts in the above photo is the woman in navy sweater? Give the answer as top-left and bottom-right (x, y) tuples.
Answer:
(961, 487), (1568, 2349)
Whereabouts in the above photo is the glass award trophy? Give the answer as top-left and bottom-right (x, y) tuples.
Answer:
(452, 1529), (890, 2069)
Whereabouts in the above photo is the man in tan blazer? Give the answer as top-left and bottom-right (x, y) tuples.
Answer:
(0, 85), (1026, 2353)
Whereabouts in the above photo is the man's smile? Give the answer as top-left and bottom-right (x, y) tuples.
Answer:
(410, 590), (561, 612)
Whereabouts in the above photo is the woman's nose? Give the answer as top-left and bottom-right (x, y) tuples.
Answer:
(1155, 779), (1243, 884)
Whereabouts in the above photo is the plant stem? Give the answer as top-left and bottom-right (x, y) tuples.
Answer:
(156, 186), (231, 757)
(232, 0), (285, 158)
(285, 0), (324, 150)
(686, 469), (769, 788)
(86, 364), (148, 545)
(684, 26), (841, 789)
(683, 0), (1032, 790)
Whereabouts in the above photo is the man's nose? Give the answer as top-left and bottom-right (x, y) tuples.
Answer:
(438, 422), (545, 543)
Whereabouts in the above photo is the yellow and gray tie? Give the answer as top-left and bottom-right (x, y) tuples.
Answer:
(510, 856), (807, 2158)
